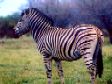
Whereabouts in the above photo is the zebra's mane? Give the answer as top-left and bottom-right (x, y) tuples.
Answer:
(74, 24), (98, 29)
(21, 8), (54, 26)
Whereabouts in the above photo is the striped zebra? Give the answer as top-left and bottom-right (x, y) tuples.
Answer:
(13, 8), (104, 84)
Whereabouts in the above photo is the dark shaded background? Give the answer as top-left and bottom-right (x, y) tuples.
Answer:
(0, 0), (112, 43)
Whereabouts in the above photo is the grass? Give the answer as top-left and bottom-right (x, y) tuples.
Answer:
(0, 36), (112, 84)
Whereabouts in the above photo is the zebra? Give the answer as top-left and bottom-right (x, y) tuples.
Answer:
(13, 8), (104, 84)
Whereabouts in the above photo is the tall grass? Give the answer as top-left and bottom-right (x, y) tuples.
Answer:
(0, 36), (112, 84)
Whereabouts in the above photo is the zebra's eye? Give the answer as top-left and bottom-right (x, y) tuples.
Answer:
(21, 12), (24, 16)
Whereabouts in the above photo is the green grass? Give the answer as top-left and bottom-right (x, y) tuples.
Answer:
(0, 36), (112, 84)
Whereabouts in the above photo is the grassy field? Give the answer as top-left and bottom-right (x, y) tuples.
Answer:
(0, 36), (112, 84)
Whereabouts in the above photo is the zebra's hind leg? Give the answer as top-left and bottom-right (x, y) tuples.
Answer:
(54, 60), (64, 84)
(82, 53), (97, 84)
(43, 57), (52, 84)
(87, 64), (97, 84)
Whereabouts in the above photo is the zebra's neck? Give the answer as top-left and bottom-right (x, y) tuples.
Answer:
(29, 14), (51, 42)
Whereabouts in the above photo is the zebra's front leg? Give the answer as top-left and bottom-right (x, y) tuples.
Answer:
(55, 60), (64, 84)
(43, 57), (52, 84)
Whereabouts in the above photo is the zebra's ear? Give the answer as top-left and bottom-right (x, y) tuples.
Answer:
(25, 8), (30, 15)
(21, 8), (30, 16)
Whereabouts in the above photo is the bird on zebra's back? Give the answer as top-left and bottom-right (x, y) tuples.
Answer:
(12, 8), (104, 84)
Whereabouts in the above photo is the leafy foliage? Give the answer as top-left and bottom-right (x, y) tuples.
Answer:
(0, 13), (20, 38)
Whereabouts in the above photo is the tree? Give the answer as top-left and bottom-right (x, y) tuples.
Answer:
(76, 0), (112, 43)
(0, 13), (20, 38)
(27, 0), (112, 43)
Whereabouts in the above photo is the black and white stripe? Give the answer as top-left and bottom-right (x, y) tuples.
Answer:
(14, 8), (104, 84)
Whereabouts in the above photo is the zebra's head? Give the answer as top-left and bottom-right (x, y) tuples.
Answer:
(14, 8), (31, 36)
(14, 8), (54, 36)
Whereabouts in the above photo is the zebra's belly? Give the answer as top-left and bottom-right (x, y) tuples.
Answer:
(53, 55), (82, 61)
(52, 50), (82, 61)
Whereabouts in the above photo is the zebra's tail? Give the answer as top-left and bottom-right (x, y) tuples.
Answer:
(97, 44), (103, 78)
(93, 29), (104, 78)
